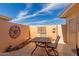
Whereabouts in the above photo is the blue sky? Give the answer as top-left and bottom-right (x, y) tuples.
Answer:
(0, 3), (69, 25)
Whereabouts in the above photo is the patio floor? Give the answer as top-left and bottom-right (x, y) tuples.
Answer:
(0, 42), (77, 56)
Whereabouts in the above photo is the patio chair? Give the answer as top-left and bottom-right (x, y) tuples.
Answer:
(46, 35), (60, 56)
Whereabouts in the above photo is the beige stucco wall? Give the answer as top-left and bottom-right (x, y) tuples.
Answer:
(67, 11), (79, 48)
(0, 20), (30, 52)
(30, 25), (57, 39)
(76, 13), (79, 48)
(66, 16), (77, 48)
(61, 25), (67, 43)
(30, 25), (66, 44)
(60, 4), (79, 48)
(77, 24), (79, 48)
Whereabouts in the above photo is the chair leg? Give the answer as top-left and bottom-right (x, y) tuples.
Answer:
(31, 43), (37, 56)
(45, 47), (50, 56)
(52, 49), (59, 56)
(46, 48), (59, 56)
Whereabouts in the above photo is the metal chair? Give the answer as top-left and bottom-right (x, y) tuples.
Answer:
(46, 35), (60, 56)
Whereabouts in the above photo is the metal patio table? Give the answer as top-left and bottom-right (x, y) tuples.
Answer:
(30, 37), (52, 56)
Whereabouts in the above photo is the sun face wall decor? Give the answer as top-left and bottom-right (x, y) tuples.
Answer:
(9, 25), (21, 39)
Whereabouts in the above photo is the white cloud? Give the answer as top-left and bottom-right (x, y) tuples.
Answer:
(17, 11), (28, 18)
(17, 4), (33, 18)
(23, 20), (47, 25)
(9, 18), (66, 25)
(10, 3), (56, 22)
(38, 3), (56, 13)
(18, 4), (33, 18)
(22, 18), (66, 25)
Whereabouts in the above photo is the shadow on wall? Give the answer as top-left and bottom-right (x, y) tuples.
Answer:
(61, 25), (67, 43)
(58, 25), (67, 44)
(4, 39), (31, 52)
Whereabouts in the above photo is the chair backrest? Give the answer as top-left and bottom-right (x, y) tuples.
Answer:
(54, 35), (60, 48)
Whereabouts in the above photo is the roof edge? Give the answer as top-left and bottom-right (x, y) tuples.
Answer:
(0, 15), (11, 21)
(59, 3), (76, 18)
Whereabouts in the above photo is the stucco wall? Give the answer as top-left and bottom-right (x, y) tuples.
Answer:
(67, 11), (79, 48)
(76, 13), (79, 48)
(61, 25), (67, 43)
(66, 17), (77, 48)
(30, 25), (66, 44)
(0, 20), (30, 52)
(30, 25), (57, 39)
(77, 24), (79, 48)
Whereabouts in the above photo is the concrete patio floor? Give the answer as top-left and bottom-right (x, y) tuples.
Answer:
(0, 42), (77, 56)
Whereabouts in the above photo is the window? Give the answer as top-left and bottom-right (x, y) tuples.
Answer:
(37, 27), (46, 34)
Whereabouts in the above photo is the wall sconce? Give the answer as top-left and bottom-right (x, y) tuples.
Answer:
(52, 28), (56, 33)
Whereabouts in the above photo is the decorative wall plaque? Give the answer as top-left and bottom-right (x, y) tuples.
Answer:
(9, 25), (21, 39)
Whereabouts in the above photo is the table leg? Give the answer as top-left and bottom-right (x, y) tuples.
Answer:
(45, 47), (50, 56)
(31, 43), (37, 56)
(44, 43), (49, 56)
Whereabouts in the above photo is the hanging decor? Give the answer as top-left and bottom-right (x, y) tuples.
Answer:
(9, 25), (21, 39)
